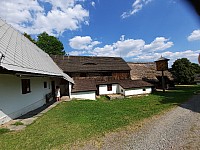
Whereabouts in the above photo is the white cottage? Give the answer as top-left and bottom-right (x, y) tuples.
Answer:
(97, 80), (152, 97)
(0, 19), (73, 124)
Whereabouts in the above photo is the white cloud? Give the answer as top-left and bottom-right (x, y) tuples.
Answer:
(69, 50), (87, 56)
(187, 29), (200, 41)
(93, 45), (118, 57)
(132, 50), (200, 66)
(69, 36), (173, 58)
(69, 36), (101, 50)
(120, 35), (125, 41)
(92, 36), (172, 57)
(114, 39), (145, 57)
(121, 0), (152, 19)
(0, 0), (89, 36)
(91, 1), (95, 7)
(91, 38), (145, 57)
(69, 35), (199, 65)
(144, 37), (174, 52)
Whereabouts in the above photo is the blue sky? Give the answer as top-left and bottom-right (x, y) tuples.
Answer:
(0, 0), (200, 66)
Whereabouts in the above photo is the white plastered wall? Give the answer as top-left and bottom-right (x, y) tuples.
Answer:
(69, 83), (72, 98)
(124, 87), (152, 96)
(117, 84), (125, 95)
(71, 91), (96, 100)
(99, 84), (118, 95)
(0, 74), (53, 124)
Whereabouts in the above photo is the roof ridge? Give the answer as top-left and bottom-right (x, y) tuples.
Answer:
(51, 55), (123, 59)
(127, 62), (155, 64)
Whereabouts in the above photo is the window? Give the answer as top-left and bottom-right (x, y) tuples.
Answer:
(143, 88), (146, 91)
(21, 79), (31, 94)
(44, 82), (47, 88)
(107, 84), (112, 91)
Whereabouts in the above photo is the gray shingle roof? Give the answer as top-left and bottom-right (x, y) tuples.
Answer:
(0, 19), (73, 83)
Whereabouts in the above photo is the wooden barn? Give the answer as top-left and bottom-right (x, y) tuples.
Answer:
(52, 55), (153, 100)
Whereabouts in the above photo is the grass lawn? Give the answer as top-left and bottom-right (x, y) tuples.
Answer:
(0, 85), (199, 149)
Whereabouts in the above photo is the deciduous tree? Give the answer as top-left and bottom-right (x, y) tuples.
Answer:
(36, 32), (65, 55)
(23, 32), (36, 44)
(171, 58), (199, 84)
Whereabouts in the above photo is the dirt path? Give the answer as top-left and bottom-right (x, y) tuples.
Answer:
(76, 94), (200, 150)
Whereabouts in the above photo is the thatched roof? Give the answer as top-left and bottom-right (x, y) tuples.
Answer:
(127, 62), (174, 82)
(51, 55), (131, 73)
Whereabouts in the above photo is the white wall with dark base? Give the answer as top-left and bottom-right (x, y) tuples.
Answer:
(99, 84), (118, 95)
(0, 74), (53, 125)
(117, 85), (125, 95)
(69, 84), (152, 101)
(71, 91), (96, 100)
(124, 87), (152, 96)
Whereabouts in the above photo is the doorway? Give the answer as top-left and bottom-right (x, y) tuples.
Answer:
(51, 81), (55, 98)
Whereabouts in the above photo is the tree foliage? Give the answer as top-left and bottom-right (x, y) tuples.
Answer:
(23, 32), (36, 44)
(191, 63), (200, 74)
(171, 58), (200, 84)
(23, 32), (65, 55)
(36, 32), (65, 55)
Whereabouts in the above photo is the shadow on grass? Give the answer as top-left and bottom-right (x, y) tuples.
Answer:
(152, 86), (200, 113)
(17, 100), (56, 119)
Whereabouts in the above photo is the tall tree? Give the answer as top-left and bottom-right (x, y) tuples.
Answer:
(36, 32), (65, 55)
(191, 63), (200, 74)
(23, 32), (36, 44)
(171, 58), (199, 84)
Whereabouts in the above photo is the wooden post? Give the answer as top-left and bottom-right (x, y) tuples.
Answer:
(155, 56), (169, 92)
(162, 70), (165, 92)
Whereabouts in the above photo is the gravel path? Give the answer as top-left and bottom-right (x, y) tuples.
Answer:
(76, 94), (200, 150)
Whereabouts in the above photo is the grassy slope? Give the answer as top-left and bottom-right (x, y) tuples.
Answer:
(0, 85), (199, 149)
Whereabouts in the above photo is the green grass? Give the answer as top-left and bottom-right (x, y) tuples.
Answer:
(12, 121), (24, 126)
(0, 128), (10, 135)
(0, 85), (199, 150)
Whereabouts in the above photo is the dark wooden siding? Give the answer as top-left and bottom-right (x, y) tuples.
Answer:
(72, 71), (130, 81)
(112, 71), (130, 80)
